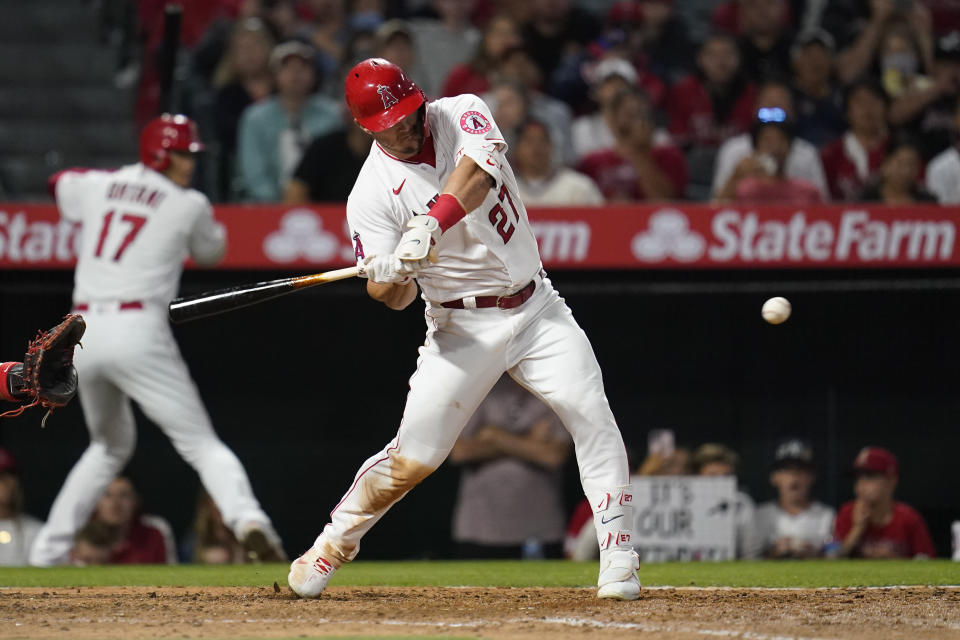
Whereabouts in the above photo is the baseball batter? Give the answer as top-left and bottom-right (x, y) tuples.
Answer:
(288, 59), (640, 600)
(30, 115), (283, 566)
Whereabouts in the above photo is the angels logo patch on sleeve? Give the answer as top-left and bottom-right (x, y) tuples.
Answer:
(353, 231), (365, 260)
(460, 111), (492, 134)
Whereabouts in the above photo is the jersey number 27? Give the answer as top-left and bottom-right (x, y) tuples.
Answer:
(94, 210), (147, 261)
(488, 185), (520, 244)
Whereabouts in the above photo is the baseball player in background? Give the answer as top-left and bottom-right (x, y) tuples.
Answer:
(288, 59), (641, 600)
(30, 115), (284, 566)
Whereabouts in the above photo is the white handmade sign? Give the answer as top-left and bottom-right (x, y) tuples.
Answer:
(630, 475), (737, 562)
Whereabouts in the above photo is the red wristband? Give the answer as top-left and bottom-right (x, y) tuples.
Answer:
(0, 362), (21, 402)
(427, 194), (467, 233)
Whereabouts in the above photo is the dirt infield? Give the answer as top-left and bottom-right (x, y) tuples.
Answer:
(1, 585), (959, 639)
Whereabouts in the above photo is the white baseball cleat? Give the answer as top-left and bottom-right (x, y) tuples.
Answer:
(288, 546), (338, 598)
(597, 548), (642, 600)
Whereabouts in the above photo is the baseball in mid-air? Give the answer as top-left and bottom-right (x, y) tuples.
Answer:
(761, 297), (792, 325)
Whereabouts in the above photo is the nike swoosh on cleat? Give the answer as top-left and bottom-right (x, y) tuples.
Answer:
(601, 514), (623, 525)
(392, 179), (406, 195)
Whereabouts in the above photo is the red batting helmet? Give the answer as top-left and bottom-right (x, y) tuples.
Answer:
(345, 58), (424, 132)
(139, 114), (204, 172)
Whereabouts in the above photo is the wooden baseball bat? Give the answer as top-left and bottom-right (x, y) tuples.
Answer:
(168, 266), (360, 324)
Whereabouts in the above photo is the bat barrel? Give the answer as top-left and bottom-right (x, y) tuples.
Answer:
(168, 266), (360, 324)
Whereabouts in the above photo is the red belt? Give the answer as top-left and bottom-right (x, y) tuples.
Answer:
(73, 301), (143, 312)
(441, 279), (537, 310)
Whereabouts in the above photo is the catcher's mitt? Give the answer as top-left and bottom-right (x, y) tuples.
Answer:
(0, 314), (85, 424)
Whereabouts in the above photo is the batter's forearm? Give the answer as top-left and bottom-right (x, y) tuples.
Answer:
(441, 157), (495, 216)
(367, 279), (417, 310)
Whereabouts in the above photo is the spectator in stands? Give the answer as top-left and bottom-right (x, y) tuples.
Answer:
(183, 490), (245, 564)
(285, 114), (370, 203)
(712, 80), (829, 201)
(522, 0), (602, 88)
(835, 446), (936, 558)
(822, 0), (930, 85)
(715, 107), (823, 204)
(236, 41), (341, 201)
(926, 95), (960, 203)
(449, 375), (572, 559)
(691, 443), (762, 559)
(572, 57), (641, 160)
(408, 0), (480, 98)
(755, 439), (835, 559)
(441, 14), (521, 97)
(89, 475), (177, 564)
(578, 89), (688, 201)
(0, 449), (42, 566)
(791, 28), (845, 147)
(486, 80), (530, 150)
(882, 17), (944, 130)
(606, 0), (694, 86)
(296, 0), (356, 81)
(897, 31), (960, 161)
(820, 78), (890, 201)
(858, 136), (937, 204)
(737, 0), (793, 82)
(667, 33), (756, 150)
(374, 20), (427, 88)
(513, 119), (605, 206)
(210, 17), (276, 200)
(70, 520), (115, 566)
(494, 47), (577, 166)
(636, 429), (692, 476)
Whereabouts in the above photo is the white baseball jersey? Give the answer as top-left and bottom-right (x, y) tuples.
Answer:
(55, 163), (225, 306)
(347, 94), (542, 303)
(32, 162), (277, 567)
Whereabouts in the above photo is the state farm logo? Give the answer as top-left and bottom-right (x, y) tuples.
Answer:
(264, 209), (341, 262)
(0, 209), (79, 263)
(708, 210), (955, 262)
(530, 221), (590, 262)
(632, 209), (706, 262)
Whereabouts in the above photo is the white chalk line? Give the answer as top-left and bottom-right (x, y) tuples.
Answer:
(1, 615), (838, 638)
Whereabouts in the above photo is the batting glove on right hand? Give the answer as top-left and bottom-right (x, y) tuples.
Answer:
(359, 254), (427, 284)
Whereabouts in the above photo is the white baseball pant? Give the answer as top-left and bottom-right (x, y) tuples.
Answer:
(310, 275), (632, 566)
(30, 305), (274, 566)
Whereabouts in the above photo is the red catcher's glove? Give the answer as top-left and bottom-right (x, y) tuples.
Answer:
(0, 314), (85, 425)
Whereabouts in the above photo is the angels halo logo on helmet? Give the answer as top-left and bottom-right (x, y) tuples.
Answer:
(345, 58), (425, 132)
(139, 114), (205, 172)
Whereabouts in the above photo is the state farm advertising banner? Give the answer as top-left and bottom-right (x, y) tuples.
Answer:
(1, 202), (958, 270)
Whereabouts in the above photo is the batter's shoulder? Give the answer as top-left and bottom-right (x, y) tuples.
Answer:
(432, 93), (489, 116)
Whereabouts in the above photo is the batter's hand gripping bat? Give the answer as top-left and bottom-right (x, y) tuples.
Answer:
(168, 266), (361, 324)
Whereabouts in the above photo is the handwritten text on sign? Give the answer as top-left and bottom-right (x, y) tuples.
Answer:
(631, 475), (736, 562)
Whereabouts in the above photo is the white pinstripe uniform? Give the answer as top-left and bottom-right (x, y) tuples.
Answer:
(294, 95), (639, 596)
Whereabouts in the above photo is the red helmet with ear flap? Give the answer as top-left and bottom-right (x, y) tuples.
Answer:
(139, 114), (204, 171)
(344, 58), (425, 132)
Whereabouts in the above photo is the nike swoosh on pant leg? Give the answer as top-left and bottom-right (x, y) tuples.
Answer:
(601, 514), (624, 525)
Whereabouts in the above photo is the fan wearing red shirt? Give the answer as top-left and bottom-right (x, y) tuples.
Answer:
(819, 79), (889, 201)
(577, 89), (688, 201)
(667, 33), (756, 149)
(834, 447), (936, 559)
(90, 476), (176, 564)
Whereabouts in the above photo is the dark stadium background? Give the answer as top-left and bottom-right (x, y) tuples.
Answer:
(2, 265), (957, 558)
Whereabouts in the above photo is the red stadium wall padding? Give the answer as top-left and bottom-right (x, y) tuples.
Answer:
(2, 203), (959, 270)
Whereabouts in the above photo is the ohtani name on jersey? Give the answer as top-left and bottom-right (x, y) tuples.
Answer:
(106, 182), (167, 209)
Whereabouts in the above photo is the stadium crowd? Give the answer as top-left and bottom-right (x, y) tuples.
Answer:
(101, 0), (960, 205)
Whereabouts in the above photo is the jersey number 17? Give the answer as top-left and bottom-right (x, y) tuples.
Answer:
(93, 210), (148, 261)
